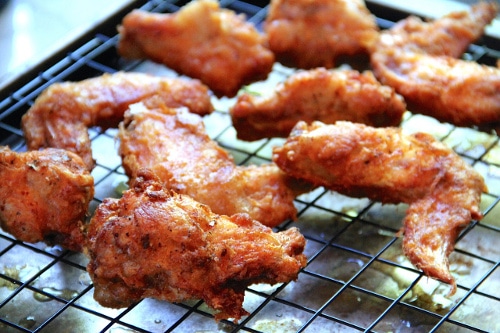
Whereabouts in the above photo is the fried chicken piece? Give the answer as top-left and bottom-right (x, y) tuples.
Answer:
(230, 68), (406, 141)
(117, 0), (275, 97)
(373, 2), (498, 58)
(86, 169), (307, 321)
(371, 2), (500, 131)
(373, 54), (500, 130)
(0, 147), (94, 252)
(22, 72), (213, 170)
(273, 121), (486, 293)
(264, 0), (379, 69)
(118, 103), (313, 228)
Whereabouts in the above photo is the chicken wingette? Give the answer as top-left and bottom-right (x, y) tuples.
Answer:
(118, 103), (313, 227)
(273, 121), (486, 294)
(230, 68), (406, 141)
(22, 72), (213, 170)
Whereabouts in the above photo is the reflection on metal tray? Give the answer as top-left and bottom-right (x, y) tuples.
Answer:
(0, 0), (499, 332)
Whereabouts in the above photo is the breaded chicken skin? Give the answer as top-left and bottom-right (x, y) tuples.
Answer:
(117, 0), (275, 97)
(371, 2), (500, 131)
(372, 2), (498, 58)
(265, 0), (379, 69)
(273, 121), (486, 293)
(119, 103), (313, 227)
(86, 169), (307, 321)
(22, 72), (213, 170)
(230, 68), (406, 141)
(0, 147), (94, 252)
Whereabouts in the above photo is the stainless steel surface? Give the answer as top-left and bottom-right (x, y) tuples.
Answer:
(0, 1), (499, 332)
(0, 0), (137, 91)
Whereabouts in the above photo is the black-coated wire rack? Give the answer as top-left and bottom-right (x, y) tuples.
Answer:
(0, 0), (499, 332)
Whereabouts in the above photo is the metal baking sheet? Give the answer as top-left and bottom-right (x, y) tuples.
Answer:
(0, 1), (499, 332)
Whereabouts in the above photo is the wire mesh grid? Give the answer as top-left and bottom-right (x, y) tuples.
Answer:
(0, 0), (499, 332)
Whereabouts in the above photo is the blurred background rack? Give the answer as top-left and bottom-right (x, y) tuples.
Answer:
(0, 0), (499, 332)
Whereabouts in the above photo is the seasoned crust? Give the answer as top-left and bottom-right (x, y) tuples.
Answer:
(86, 169), (306, 321)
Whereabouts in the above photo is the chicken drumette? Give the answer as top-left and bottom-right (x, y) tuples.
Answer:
(86, 169), (307, 321)
(117, 0), (274, 97)
(0, 147), (94, 252)
(264, 0), (379, 69)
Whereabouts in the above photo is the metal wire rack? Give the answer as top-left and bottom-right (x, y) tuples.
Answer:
(0, 0), (499, 332)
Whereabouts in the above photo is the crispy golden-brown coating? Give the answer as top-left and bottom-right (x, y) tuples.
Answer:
(273, 121), (486, 293)
(372, 2), (498, 58)
(264, 0), (379, 69)
(0, 147), (94, 252)
(119, 103), (312, 227)
(230, 68), (406, 141)
(86, 169), (307, 321)
(371, 2), (500, 131)
(117, 0), (275, 97)
(21, 72), (213, 170)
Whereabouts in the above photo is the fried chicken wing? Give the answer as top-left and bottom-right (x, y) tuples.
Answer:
(264, 0), (379, 69)
(117, 0), (275, 97)
(374, 2), (498, 58)
(86, 169), (307, 321)
(0, 147), (94, 252)
(273, 121), (486, 293)
(371, 2), (500, 131)
(118, 103), (313, 228)
(21, 72), (213, 170)
(230, 68), (406, 141)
